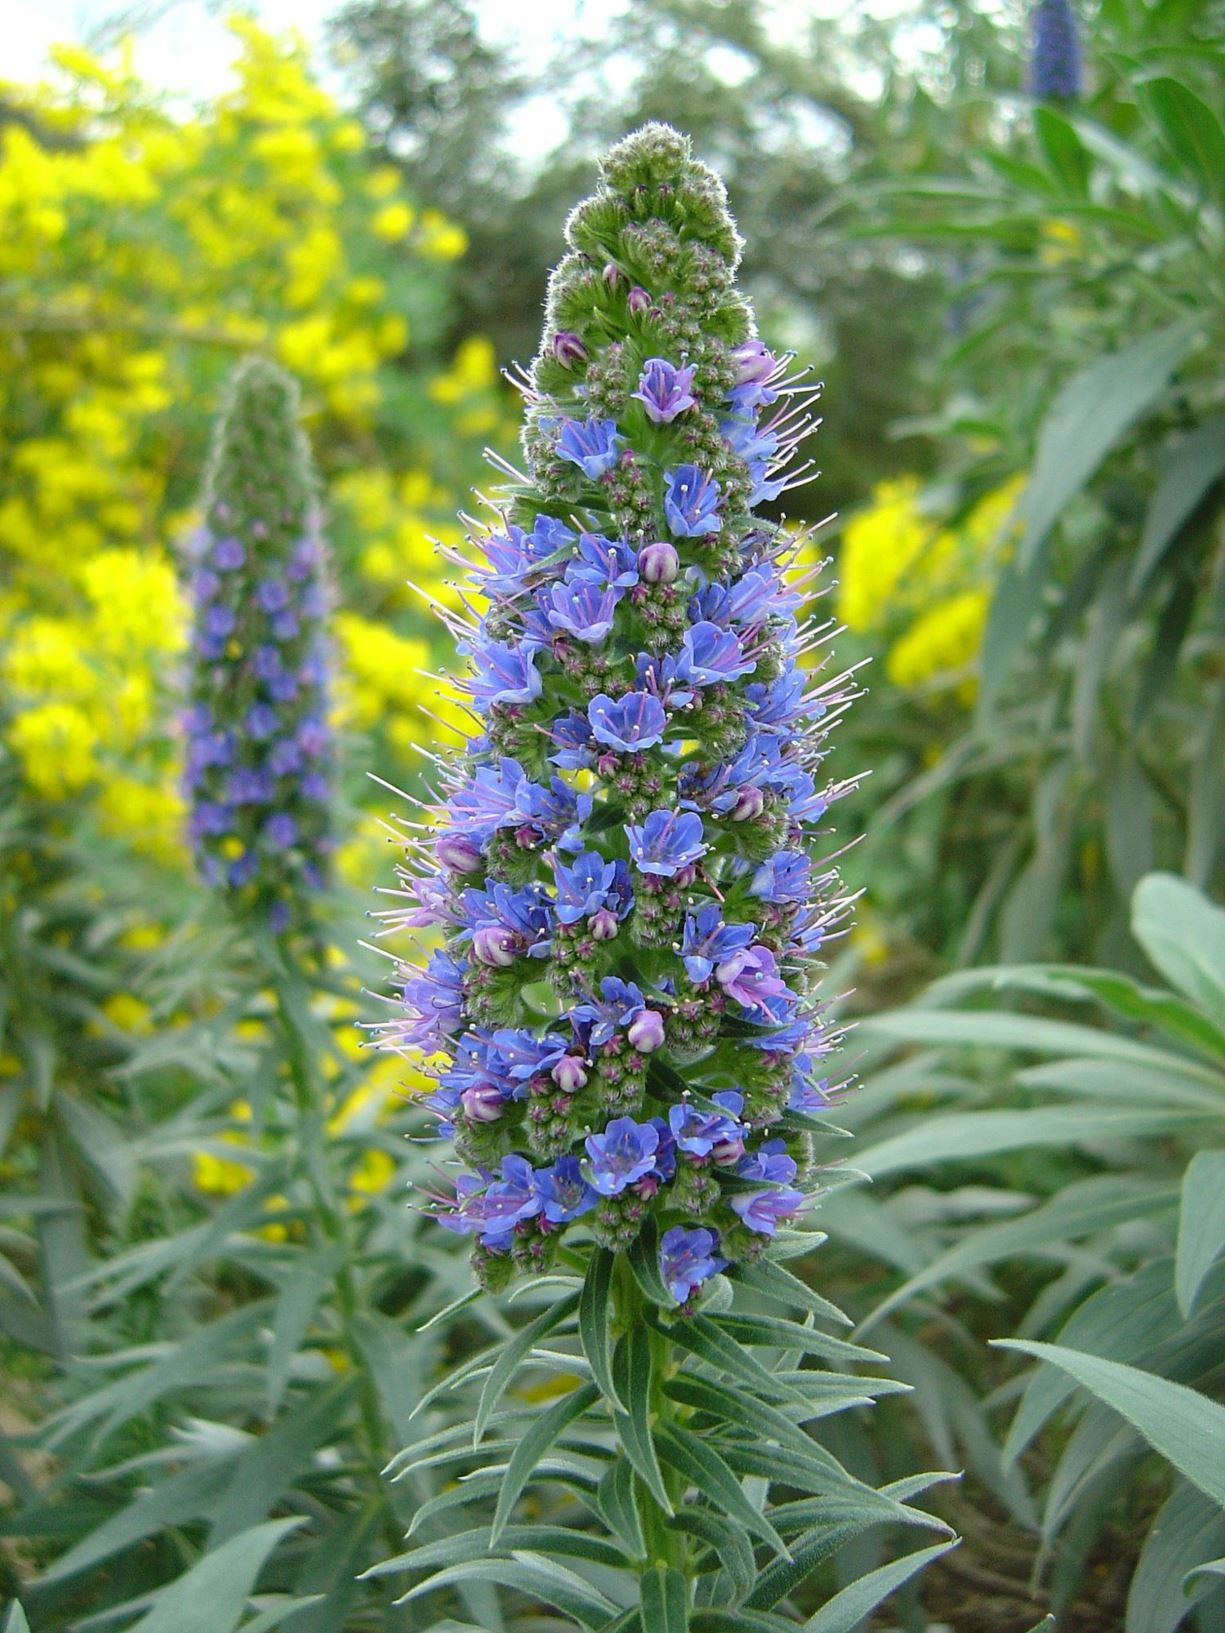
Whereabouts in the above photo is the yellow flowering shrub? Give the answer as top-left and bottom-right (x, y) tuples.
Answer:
(0, 20), (508, 857)
(837, 474), (1025, 699)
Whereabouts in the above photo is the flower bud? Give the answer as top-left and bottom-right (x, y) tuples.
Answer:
(552, 1054), (589, 1092)
(730, 786), (765, 822)
(711, 1134), (745, 1167)
(627, 286), (651, 315)
(603, 263), (623, 291)
(472, 925), (517, 967)
(638, 540), (680, 584)
(589, 907), (619, 941)
(627, 1008), (666, 1052)
(437, 832), (482, 873)
(462, 1082), (504, 1122)
(553, 331), (587, 366)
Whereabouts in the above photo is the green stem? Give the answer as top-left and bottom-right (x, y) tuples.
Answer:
(614, 1261), (690, 1589)
(264, 948), (402, 1565)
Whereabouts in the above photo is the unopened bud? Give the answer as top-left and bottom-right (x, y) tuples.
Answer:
(472, 925), (517, 967)
(461, 1082), (504, 1123)
(627, 1008), (666, 1052)
(552, 1054), (588, 1092)
(437, 832), (482, 873)
(731, 786), (765, 822)
(589, 907), (619, 941)
(627, 286), (651, 316)
(638, 540), (679, 584)
(553, 331), (587, 366)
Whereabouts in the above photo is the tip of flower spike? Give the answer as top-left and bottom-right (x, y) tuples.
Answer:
(599, 122), (693, 190)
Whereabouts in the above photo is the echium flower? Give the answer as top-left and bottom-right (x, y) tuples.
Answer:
(183, 357), (333, 934)
(380, 124), (857, 1308)
(1028, 0), (1083, 101)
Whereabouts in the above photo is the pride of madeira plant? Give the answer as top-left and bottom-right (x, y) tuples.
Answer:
(372, 126), (954, 1628)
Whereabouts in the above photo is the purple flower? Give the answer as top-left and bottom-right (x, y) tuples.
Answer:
(557, 416), (623, 479)
(732, 338), (776, 386)
(245, 703), (278, 740)
(542, 578), (621, 644)
(583, 1117), (660, 1195)
(789, 1064), (832, 1114)
(553, 331), (588, 366)
(625, 809), (707, 877)
(490, 1028), (570, 1082)
(462, 1082), (506, 1123)
(535, 1155), (597, 1223)
(397, 949), (466, 1051)
(213, 536), (245, 570)
(632, 357), (698, 423)
(660, 1225), (727, 1304)
(714, 945), (794, 1017)
(263, 812), (297, 850)
(588, 691), (668, 754)
(677, 621), (756, 686)
(663, 466), (722, 536)
(462, 638), (543, 711)
(681, 905), (756, 984)
(437, 832), (483, 873)
(571, 532), (640, 590)
(730, 1186), (806, 1236)
(1029, 0), (1082, 100)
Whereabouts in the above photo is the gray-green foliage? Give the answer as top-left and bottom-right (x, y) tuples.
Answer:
(828, 873), (1225, 1627)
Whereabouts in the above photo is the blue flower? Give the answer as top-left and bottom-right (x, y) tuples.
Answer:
(583, 1116), (660, 1195)
(677, 621), (756, 686)
(557, 416), (623, 478)
(633, 357), (698, 423)
(548, 710), (595, 771)
(461, 638), (543, 711)
(573, 976), (646, 1046)
(489, 1028), (570, 1082)
(588, 691), (668, 754)
(625, 809), (707, 877)
(738, 1138), (798, 1185)
(730, 1186), (806, 1236)
(750, 850), (812, 904)
(659, 1225), (727, 1304)
(397, 948), (467, 1052)
(663, 465), (722, 536)
(668, 1092), (746, 1155)
(534, 1155), (598, 1223)
(542, 578), (621, 644)
(552, 850), (625, 925)
(681, 905), (756, 983)
(570, 532), (640, 590)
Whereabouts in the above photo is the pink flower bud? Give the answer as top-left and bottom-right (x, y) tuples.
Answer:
(711, 1134), (745, 1167)
(553, 331), (587, 366)
(436, 832), (482, 872)
(461, 1082), (504, 1122)
(603, 263), (622, 291)
(627, 286), (651, 315)
(552, 1054), (588, 1092)
(731, 786), (765, 822)
(588, 907), (619, 941)
(638, 540), (680, 584)
(627, 1008), (665, 1052)
(472, 925), (517, 967)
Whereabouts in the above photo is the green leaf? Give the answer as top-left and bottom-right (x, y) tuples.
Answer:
(669, 1507), (756, 1603)
(710, 1311), (886, 1367)
(211, 1378), (355, 1546)
(641, 1565), (689, 1633)
(1131, 416), (1225, 594)
(979, 537), (1050, 715)
(474, 1290), (579, 1446)
(612, 1327), (672, 1513)
(852, 1104), (1212, 1180)
(627, 1217), (673, 1305)
(734, 1252), (852, 1327)
(1126, 1477), (1225, 1633)
(265, 1246), (341, 1419)
(655, 1423), (789, 1556)
(1014, 320), (1200, 574)
(1035, 106), (1090, 195)
(490, 1382), (600, 1545)
(1004, 1259), (1179, 1467)
(1, 1606), (31, 1633)
(661, 1312), (810, 1409)
(1143, 78), (1225, 202)
(396, 1553), (618, 1629)
(1133, 874), (1225, 1023)
(799, 1539), (957, 1631)
(126, 1517), (304, 1633)
(862, 1176), (1178, 1334)
(994, 1341), (1225, 1509)
(1176, 1152), (1225, 1318)
(1186, 1556), (1225, 1587)
(597, 1457), (646, 1558)
(692, 1612), (797, 1633)
(365, 1525), (628, 1577)
(580, 1248), (625, 1412)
